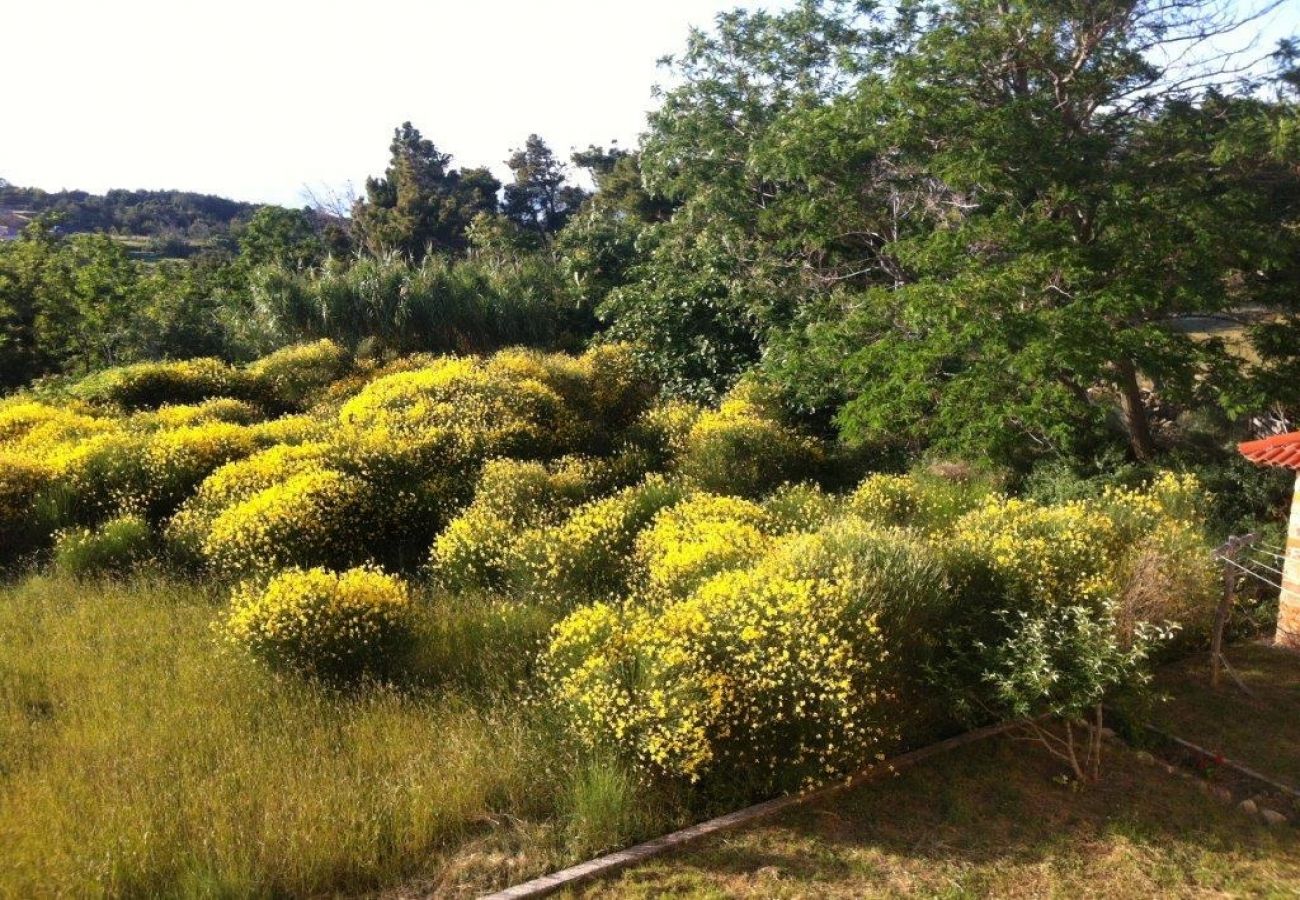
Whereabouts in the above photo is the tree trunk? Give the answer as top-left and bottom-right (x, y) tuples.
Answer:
(1114, 358), (1156, 460)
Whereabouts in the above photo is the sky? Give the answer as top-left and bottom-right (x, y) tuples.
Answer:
(4, 0), (787, 207)
(5, 0), (1295, 208)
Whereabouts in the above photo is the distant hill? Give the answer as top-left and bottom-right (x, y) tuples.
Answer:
(0, 181), (262, 244)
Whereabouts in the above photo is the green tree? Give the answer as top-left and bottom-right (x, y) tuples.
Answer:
(598, 0), (876, 398)
(238, 206), (324, 270)
(612, 0), (1300, 463)
(351, 122), (500, 260)
(503, 134), (588, 237)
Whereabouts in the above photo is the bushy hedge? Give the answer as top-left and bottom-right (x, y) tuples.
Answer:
(224, 566), (414, 682)
(70, 358), (262, 410)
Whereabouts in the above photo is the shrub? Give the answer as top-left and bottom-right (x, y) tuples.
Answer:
(71, 358), (259, 410)
(951, 601), (1175, 782)
(0, 453), (54, 559)
(140, 422), (263, 518)
(336, 356), (580, 474)
(848, 471), (990, 531)
(634, 493), (773, 599)
(1096, 471), (1205, 547)
(137, 399), (266, 430)
(40, 431), (149, 528)
(0, 401), (112, 447)
(53, 514), (154, 576)
(762, 482), (838, 534)
(166, 442), (332, 558)
(224, 566), (414, 682)
(203, 468), (371, 576)
(575, 343), (655, 429)
(247, 339), (353, 410)
(631, 400), (703, 466)
(430, 456), (613, 591)
(514, 476), (686, 601)
(543, 521), (945, 791)
(953, 496), (1119, 606)
(677, 385), (823, 497)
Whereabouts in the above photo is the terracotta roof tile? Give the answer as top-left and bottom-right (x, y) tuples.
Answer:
(1239, 432), (1300, 470)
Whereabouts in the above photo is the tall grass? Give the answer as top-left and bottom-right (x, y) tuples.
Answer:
(0, 574), (673, 896)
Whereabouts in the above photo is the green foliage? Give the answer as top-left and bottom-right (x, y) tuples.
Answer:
(70, 358), (259, 410)
(246, 339), (352, 410)
(224, 566), (414, 683)
(350, 122), (499, 260)
(53, 514), (154, 576)
(238, 206), (325, 270)
(515, 476), (686, 602)
(503, 134), (589, 237)
(676, 381), (824, 497)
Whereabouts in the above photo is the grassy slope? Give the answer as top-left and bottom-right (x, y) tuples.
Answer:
(573, 736), (1300, 899)
(1147, 642), (1300, 791)
(0, 574), (679, 898)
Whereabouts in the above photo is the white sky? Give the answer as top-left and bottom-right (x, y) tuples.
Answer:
(4, 0), (786, 207)
(5, 0), (1295, 208)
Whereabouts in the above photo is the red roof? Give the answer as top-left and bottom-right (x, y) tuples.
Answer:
(1239, 432), (1300, 470)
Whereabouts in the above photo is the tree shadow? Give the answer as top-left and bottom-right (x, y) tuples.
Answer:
(597, 735), (1300, 896)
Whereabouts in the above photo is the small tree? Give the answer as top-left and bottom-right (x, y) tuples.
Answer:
(958, 601), (1175, 782)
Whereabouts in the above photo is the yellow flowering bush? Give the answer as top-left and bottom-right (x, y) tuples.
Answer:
(1098, 471), (1205, 547)
(677, 383), (824, 498)
(140, 422), (264, 517)
(203, 467), (372, 576)
(39, 431), (149, 527)
(953, 495), (1121, 607)
(0, 401), (111, 447)
(224, 565), (414, 682)
(165, 442), (332, 559)
(543, 521), (945, 790)
(247, 339), (353, 410)
(53, 513), (154, 576)
(71, 358), (259, 410)
(848, 472), (990, 531)
(134, 398), (265, 430)
(634, 493), (774, 599)
(514, 476), (686, 601)
(0, 452), (55, 557)
(431, 456), (614, 590)
(335, 355), (584, 486)
(632, 400), (703, 465)
(763, 482), (839, 534)
(574, 343), (654, 428)
(0, 403), (118, 458)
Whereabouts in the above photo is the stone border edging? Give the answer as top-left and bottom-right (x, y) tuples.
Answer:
(476, 719), (1026, 900)
(1139, 722), (1300, 802)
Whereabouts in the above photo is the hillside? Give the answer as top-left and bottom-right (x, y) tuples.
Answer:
(0, 180), (262, 250)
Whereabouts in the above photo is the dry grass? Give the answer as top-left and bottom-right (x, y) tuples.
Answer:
(0, 573), (674, 898)
(569, 736), (1300, 898)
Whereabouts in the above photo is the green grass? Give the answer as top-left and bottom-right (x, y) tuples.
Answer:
(571, 735), (1300, 898)
(1146, 641), (1300, 791)
(0, 573), (681, 897)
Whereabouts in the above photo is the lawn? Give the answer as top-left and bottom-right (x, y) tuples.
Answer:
(1146, 641), (1300, 792)
(570, 733), (1300, 899)
(0, 573), (685, 898)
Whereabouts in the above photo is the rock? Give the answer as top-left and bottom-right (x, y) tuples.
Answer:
(1212, 786), (1234, 803)
(1134, 751), (1157, 766)
(1260, 808), (1290, 827)
(1239, 799), (1258, 817)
